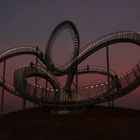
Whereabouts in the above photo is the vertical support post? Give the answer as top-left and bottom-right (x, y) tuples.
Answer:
(106, 46), (113, 107)
(35, 46), (38, 88)
(65, 87), (66, 101)
(34, 46), (39, 108)
(46, 67), (48, 99)
(75, 68), (78, 102)
(1, 60), (6, 113)
(22, 67), (26, 110)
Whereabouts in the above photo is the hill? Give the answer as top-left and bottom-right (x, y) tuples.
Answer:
(0, 106), (140, 140)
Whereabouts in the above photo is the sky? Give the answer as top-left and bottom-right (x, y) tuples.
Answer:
(0, 0), (140, 113)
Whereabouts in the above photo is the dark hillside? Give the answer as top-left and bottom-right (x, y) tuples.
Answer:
(0, 106), (140, 140)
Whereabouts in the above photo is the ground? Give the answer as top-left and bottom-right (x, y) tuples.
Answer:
(0, 106), (140, 140)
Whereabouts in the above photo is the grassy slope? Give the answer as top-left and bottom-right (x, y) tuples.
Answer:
(0, 106), (140, 140)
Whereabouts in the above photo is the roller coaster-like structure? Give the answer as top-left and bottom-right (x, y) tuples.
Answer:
(0, 20), (140, 113)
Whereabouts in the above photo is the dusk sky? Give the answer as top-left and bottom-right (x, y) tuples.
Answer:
(0, 0), (140, 113)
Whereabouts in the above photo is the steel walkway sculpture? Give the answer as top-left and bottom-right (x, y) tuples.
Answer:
(0, 20), (140, 111)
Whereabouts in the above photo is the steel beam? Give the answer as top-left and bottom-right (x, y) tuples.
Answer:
(1, 60), (6, 113)
(106, 46), (114, 107)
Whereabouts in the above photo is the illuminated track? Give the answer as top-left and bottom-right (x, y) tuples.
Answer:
(0, 20), (140, 110)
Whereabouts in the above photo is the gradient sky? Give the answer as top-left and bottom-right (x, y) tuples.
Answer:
(0, 0), (140, 113)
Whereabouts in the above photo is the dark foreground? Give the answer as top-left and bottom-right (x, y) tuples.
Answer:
(0, 106), (140, 140)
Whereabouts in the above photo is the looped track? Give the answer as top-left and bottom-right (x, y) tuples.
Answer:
(0, 20), (140, 108)
(45, 20), (80, 75)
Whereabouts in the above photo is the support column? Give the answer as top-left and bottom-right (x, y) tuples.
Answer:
(34, 46), (39, 108)
(35, 46), (39, 87)
(45, 64), (48, 100)
(1, 60), (6, 113)
(46, 79), (48, 99)
(75, 68), (78, 102)
(106, 46), (113, 107)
